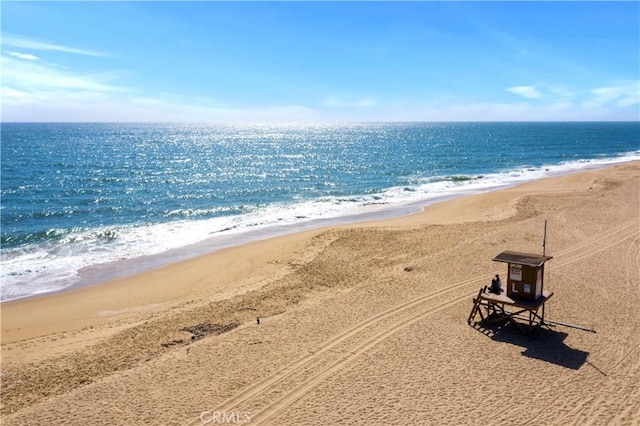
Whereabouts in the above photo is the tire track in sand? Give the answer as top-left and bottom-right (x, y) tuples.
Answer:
(188, 220), (638, 425)
(249, 226), (639, 425)
(188, 276), (489, 426)
(250, 223), (640, 425)
(250, 294), (471, 425)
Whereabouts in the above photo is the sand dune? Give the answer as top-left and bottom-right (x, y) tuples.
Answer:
(1, 162), (638, 425)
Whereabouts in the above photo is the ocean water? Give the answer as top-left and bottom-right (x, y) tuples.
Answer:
(1, 122), (639, 301)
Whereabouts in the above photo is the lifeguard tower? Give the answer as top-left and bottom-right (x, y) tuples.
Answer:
(468, 250), (554, 334)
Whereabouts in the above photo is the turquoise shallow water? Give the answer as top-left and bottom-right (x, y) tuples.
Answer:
(1, 122), (638, 301)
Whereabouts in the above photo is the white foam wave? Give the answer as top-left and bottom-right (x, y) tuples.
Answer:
(1, 152), (638, 302)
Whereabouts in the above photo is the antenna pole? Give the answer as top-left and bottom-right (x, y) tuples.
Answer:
(543, 219), (548, 256)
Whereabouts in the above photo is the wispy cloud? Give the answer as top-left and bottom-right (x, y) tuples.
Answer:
(1, 55), (126, 96)
(507, 86), (544, 99)
(5, 51), (39, 61)
(1, 50), (315, 122)
(2, 34), (110, 57)
(546, 86), (575, 99)
(585, 81), (640, 108)
(1, 35), (116, 112)
(506, 81), (639, 114)
(1, 41), (316, 123)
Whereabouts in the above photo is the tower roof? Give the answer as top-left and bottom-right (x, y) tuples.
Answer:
(492, 251), (553, 267)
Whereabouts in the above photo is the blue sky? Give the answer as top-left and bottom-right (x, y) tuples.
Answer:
(1, 1), (639, 122)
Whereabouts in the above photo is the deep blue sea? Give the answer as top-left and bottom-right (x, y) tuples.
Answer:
(1, 122), (639, 301)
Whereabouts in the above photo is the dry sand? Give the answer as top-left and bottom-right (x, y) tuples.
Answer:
(1, 162), (639, 425)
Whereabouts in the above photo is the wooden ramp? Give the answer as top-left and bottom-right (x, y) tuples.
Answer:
(468, 287), (553, 334)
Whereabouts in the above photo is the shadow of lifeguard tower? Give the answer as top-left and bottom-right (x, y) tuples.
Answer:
(468, 250), (554, 335)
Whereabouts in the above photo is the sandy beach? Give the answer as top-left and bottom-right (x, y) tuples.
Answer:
(1, 162), (638, 425)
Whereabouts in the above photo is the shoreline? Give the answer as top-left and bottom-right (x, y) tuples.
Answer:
(3, 157), (637, 305)
(1, 161), (637, 342)
(1, 161), (638, 423)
